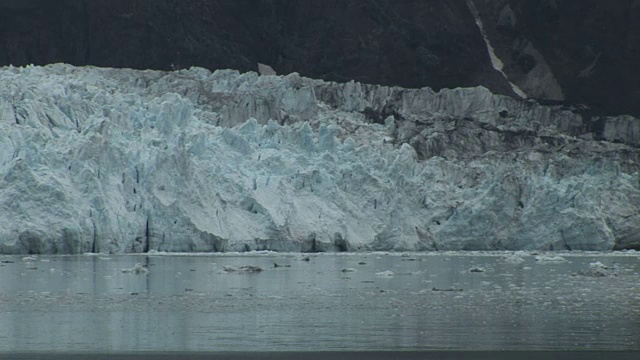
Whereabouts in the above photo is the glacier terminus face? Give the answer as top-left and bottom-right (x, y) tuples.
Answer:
(0, 64), (639, 254)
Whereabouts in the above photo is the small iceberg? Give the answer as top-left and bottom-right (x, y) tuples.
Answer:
(535, 255), (567, 263)
(501, 255), (525, 264)
(121, 263), (149, 274)
(432, 287), (463, 292)
(577, 261), (613, 277)
(375, 270), (395, 277)
(223, 265), (263, 273)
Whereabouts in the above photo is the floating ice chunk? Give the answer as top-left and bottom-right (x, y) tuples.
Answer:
(22, 256), (37, 261)
(577, 261), (612, 277)
(121, 263), (149, 274)
(432, 287), (464, 292)
(223, 265), (262, 273)
(535, 255), (567, 263)
(502, 255), (525, 264)
(376, 270), (395, 277)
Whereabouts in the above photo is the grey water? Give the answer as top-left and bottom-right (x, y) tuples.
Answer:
(0, 252), (639, 353)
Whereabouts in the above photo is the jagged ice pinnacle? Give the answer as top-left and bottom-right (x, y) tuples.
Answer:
(0, 64), (639, 254)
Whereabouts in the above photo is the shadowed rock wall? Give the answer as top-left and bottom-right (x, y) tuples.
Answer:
(0, 0), (512, 96)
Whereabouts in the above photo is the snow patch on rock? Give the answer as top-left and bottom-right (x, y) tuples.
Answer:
(467, 0), (527, 98)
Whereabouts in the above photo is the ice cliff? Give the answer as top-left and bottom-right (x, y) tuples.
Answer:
(1, 64), (639, 254)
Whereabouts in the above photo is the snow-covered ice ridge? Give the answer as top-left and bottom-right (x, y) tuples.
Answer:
(1, 64), (639, 254)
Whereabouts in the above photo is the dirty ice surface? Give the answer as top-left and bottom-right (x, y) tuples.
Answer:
(0, 251), (639, 352)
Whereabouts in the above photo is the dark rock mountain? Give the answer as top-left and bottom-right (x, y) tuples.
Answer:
(474, 0), (640, 116)
(0, 0), (638, 115)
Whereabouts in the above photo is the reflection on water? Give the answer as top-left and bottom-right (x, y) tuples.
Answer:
(0, 252), (639, 352)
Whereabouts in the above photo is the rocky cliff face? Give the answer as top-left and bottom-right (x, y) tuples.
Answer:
(1, 64), (638, 254)
(0, 0), (510, 95)
(473, 0), (640, 116)
(1, 0), (638, 115)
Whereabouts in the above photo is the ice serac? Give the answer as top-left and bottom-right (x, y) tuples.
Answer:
(0, 64), (639, 254)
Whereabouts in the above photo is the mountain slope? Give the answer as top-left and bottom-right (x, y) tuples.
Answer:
(3, 0), (638, 115)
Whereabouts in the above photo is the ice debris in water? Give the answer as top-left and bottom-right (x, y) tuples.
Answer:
(501, 254), (525, 264)
(121, 263), (149, 274)
(432, 287), (464, 292)
(223, 265), (263, 273)
(534, 255), (567, 263)
(577, 261), (614, 277)
(375, 270), (395, 277)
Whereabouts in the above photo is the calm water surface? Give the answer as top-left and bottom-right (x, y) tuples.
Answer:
(0, 252), (639, 352)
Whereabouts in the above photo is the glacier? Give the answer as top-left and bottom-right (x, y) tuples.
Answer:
(0, 64), (639, 254)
